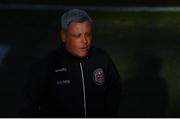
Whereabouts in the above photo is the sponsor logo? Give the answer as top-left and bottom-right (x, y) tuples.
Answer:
(57, 80), (70, 86)
(55, 67), (67, 72)
(93, 68), (104, 85)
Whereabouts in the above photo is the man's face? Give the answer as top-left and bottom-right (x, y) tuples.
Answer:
(61, 21), (92, 58)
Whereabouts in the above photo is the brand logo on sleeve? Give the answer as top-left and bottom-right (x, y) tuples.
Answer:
(57, 80), (70, 86)
(93, 68), (104, 85)
(55, 67), (67, 72)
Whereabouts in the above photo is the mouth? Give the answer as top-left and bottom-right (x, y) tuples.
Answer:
(80, 46), (88, 49)
(80, 47), (88, 52)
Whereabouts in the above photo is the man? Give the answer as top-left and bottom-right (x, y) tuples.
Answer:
(20, 9), (121, 117)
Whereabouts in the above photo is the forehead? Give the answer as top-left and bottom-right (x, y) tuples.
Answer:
(67, 21), (92, 31)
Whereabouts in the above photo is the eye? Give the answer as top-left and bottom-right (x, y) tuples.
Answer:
(72, 34), (81, 38)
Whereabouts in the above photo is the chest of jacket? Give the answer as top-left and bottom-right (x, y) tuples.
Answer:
(43, 57), (109, 116)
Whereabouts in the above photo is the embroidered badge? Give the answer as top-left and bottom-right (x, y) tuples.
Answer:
(93, 68), (105, 85)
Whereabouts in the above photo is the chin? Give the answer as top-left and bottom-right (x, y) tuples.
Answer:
(79, 54), (87, 58)
(79, 53), (87, 58)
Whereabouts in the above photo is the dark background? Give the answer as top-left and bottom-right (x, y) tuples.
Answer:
(2, 0), (180, 6)
(0, 1), (180, 117)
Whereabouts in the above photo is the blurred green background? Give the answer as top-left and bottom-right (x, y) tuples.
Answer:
(91, 11), (180, 115)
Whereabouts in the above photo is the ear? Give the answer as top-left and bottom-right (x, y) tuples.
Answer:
(61, 30), (66, 42)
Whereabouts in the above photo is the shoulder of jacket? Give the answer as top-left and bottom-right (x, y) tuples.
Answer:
(32, 47), (62, 67)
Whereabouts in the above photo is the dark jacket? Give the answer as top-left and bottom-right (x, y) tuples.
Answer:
(20, 44), (121, 118)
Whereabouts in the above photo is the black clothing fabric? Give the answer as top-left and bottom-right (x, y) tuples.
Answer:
(19, 44), (121, 117)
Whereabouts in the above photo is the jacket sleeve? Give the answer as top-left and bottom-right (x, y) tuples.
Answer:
(17, 60), (49, 117)
(105, 56), (121, 117)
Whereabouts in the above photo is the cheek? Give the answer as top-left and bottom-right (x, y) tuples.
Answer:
(69, 39), (80, 49)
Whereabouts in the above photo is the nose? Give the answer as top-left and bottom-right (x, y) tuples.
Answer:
(81, 35), (88, 44)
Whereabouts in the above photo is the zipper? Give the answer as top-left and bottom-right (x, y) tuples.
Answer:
(80, 62), (87, 117)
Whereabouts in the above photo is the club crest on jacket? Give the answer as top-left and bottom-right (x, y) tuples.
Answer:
(93, 68), (104, 85)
